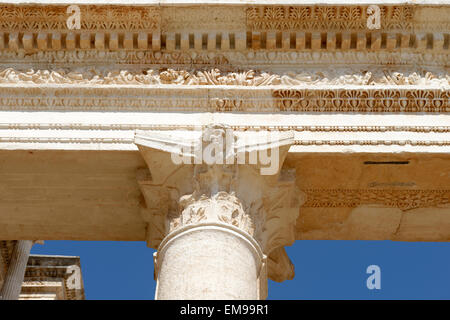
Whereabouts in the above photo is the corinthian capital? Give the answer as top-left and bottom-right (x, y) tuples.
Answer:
(135, 124), (304, 283)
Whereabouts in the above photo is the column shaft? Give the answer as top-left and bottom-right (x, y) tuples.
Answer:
(155, 224), (264, 300)
(0, 240), (33, 300)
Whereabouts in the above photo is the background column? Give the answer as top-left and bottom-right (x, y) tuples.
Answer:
(0, 240), (33, 300)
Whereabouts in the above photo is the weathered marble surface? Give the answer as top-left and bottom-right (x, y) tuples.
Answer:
(0, 0), (448, 300)
(0, 68), (448, 86)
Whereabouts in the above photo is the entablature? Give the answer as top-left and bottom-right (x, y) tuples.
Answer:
(0, 1), (447, 69)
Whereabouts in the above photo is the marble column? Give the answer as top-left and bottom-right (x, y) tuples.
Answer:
(135, 124), (304, 300)
(155, 193), (265, 299)
(0, 240), (33, 300)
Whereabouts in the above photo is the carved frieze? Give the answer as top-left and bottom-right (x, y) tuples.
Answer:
(0, 67), (448, 87)
(302, 189), (450, 211)
(0, 84), (447, 113)
(273, 88), (449, 113)
(246, 5), (414, 31)
(0, 5), (160, 31)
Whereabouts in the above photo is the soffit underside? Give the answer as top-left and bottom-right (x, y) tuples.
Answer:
(0, 150), (447, 242)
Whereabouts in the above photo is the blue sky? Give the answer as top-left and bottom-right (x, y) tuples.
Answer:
(31, 240), (450, 300)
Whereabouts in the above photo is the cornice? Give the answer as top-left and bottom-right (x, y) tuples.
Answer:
(0, 3), (447, 67)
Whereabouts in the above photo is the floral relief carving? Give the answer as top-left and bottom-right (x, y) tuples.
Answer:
(247, 5), (414, 30)
(0, 67), (448, 87)
(302, 189), (450, 211)
(273, 89), (449, 113)
(0, 5), (160, 31)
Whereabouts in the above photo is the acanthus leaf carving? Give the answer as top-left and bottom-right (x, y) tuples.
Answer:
(135, 124), (304, 282)
(0, 67), (448, 87)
